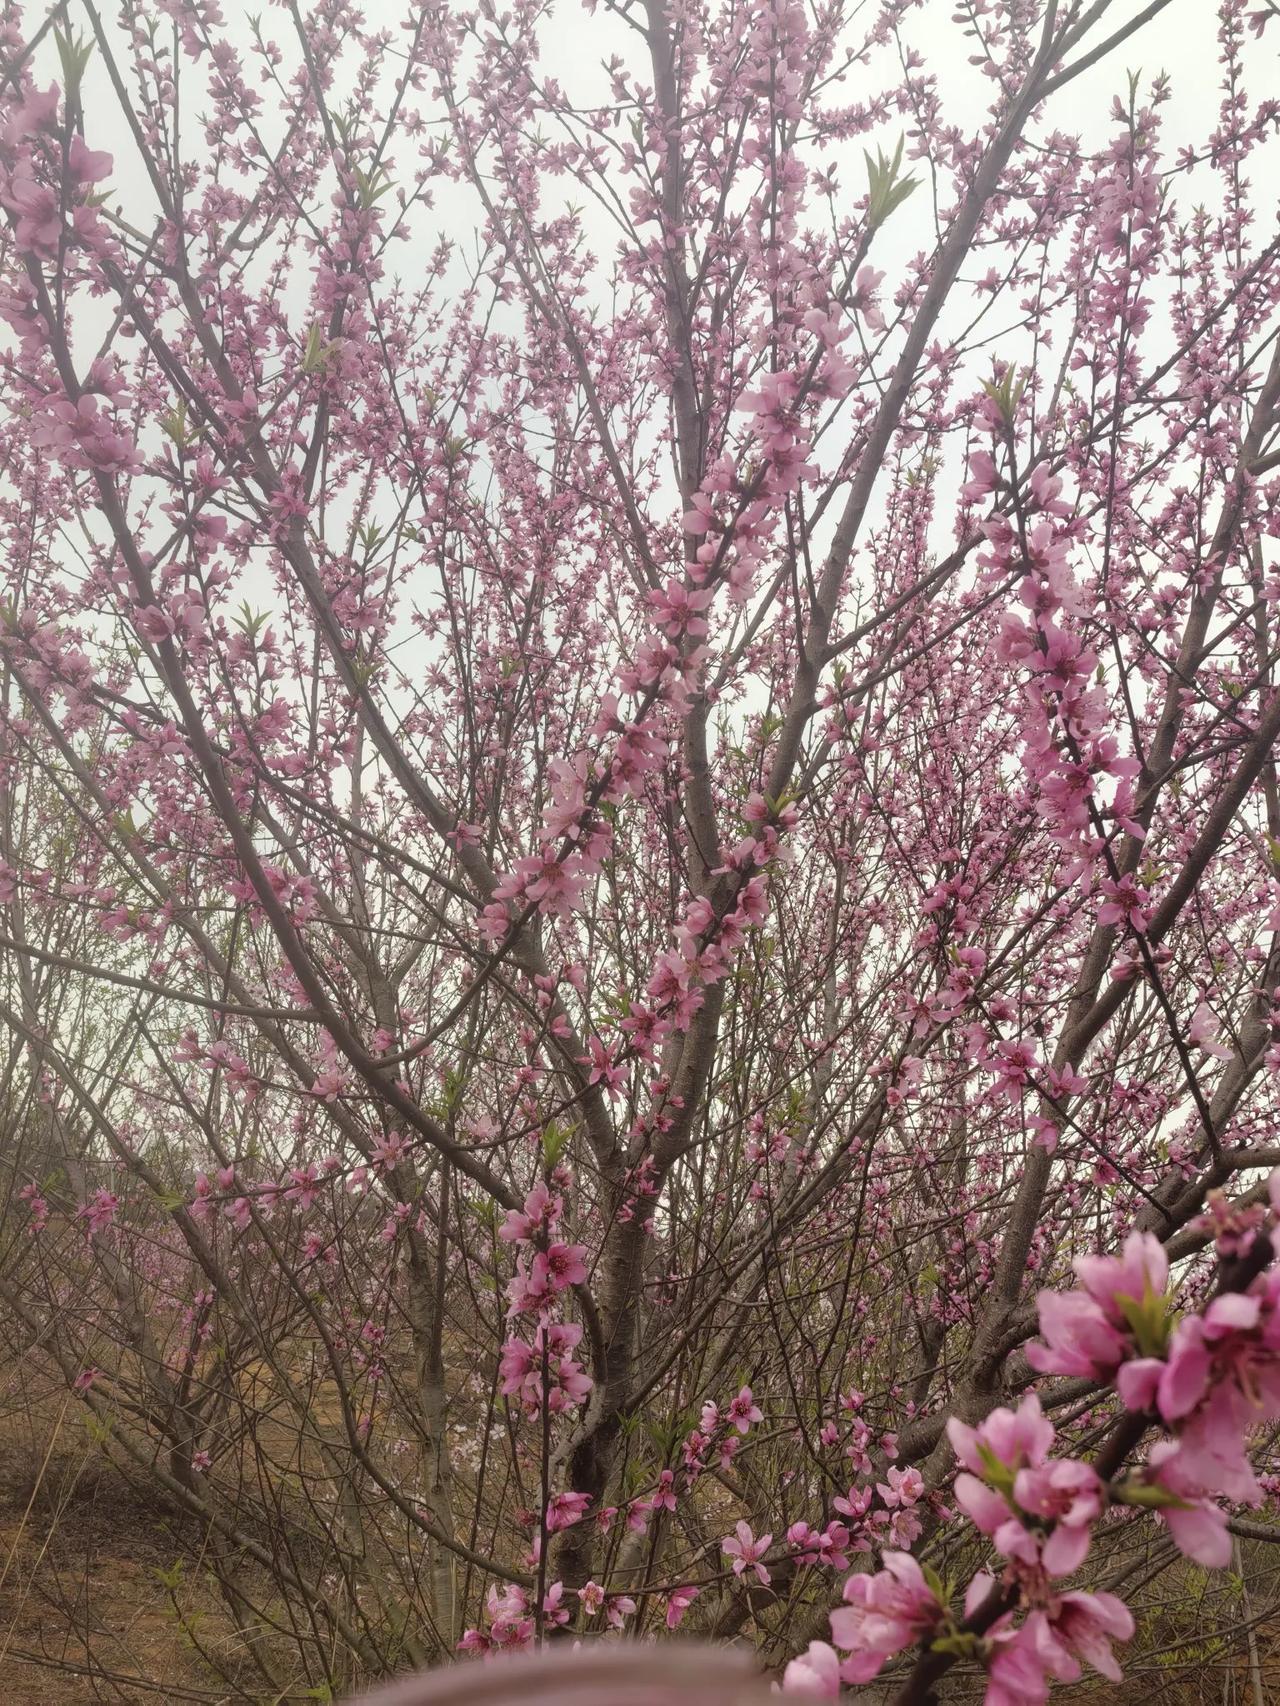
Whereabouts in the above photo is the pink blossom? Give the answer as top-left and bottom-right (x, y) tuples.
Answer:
(1096, 873), (1153, 932)
(877, 1464), (924, 1508)
(989, 1591), (1134, 1701)
(284, 1165), (321, 1210)
(1, 83), (60, 147)
(541, 1582), (569, 1628)
(604, 1593), (636, 1629)
(1012, 1459), (1104, 1575)
(1043, 1591), (1134, 1681)
(947, 1393), (1054, 1477)
(664, 1584), (699, 1629)
(0, 170), (60, 256)
(726, 1384), (763, 1435)
(543, 1490), (591, 1531)
(529, 1241), (588, 1293)
(77, 1187), (119, 1237)
(722, 1520), (772, 1584)
(828, 1551), (943, 1683)
(953, 1472), (1041, 1568)
(1145, 1275), (1280, 1504)
(1027, 1232), (1172, 1385)
(783, 1640), (841, 1697)
(962, 448), (1000, 504)
(1188, 1001), (1233, 1059)
(1027, 1289), (1128, 1381)
(1143, 1442), (1232, 1567)
(578, 1580), (605, 1615)
(499, 1180), (558, 1245)
(472, 1584), (533, 1652)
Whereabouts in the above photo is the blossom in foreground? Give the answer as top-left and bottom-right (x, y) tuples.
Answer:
(1138, 1441), (1232, 1568)
(1026, 1231), (1172, 1386)
(948, 1395), (1103, 1573)
(782, 1639), (841, 1697)
(984, 1587), (1134, 1704)
(664, 1584), (700, 1630)
(827, 1550), (943, 1683)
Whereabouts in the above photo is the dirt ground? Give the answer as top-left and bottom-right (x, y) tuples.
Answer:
(0, 1385), (235, 1705)
(3, 1383), (1280, 1705)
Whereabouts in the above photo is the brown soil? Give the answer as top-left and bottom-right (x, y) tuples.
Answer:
(0, 1392), (234, 1705)
(4, 1383), (1280, 1705)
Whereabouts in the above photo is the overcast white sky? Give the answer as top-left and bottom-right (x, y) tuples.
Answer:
(28, 0), (1278, 739)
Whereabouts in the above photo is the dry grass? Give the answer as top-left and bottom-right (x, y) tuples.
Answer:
(3, 1373), (1280, 1705)
(0, 1385), (240, 1704)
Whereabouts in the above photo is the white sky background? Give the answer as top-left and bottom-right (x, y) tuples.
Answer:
(60, 0), (1267, 413)
(30, 0), (1280, 786)
(6, 0), (1275, 1158)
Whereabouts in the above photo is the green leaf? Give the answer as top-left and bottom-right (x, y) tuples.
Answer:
(1112, 1477), (1190, 1510)
(920, 1561), (947, 1603)
(160, 399), (202, 448)
(541, 1121), (571, 1171)
(864, 135), (919, 229)
(301, 324), (339, 375)
(233, 601), (270, 639)
(54, 28), (94, 101)
(980, 365), (1028, 428)
(437, 1065), (467, 1118)
(930, 1630), (984, 1660)
(1112, 1275), (1174, 1358)
(354, 166), (394, 210)
(975, 1440), (1017, 1495)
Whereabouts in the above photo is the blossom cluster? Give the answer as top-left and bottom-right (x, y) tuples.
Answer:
(479, 698), (668, 942)
(974, 447), (1141, 886)
(497, 1178), (593, 1418)
(1028, 1211), (1280, 1561)
(0, 85), (138, 475)
(786, 1179), (1280, 1702)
